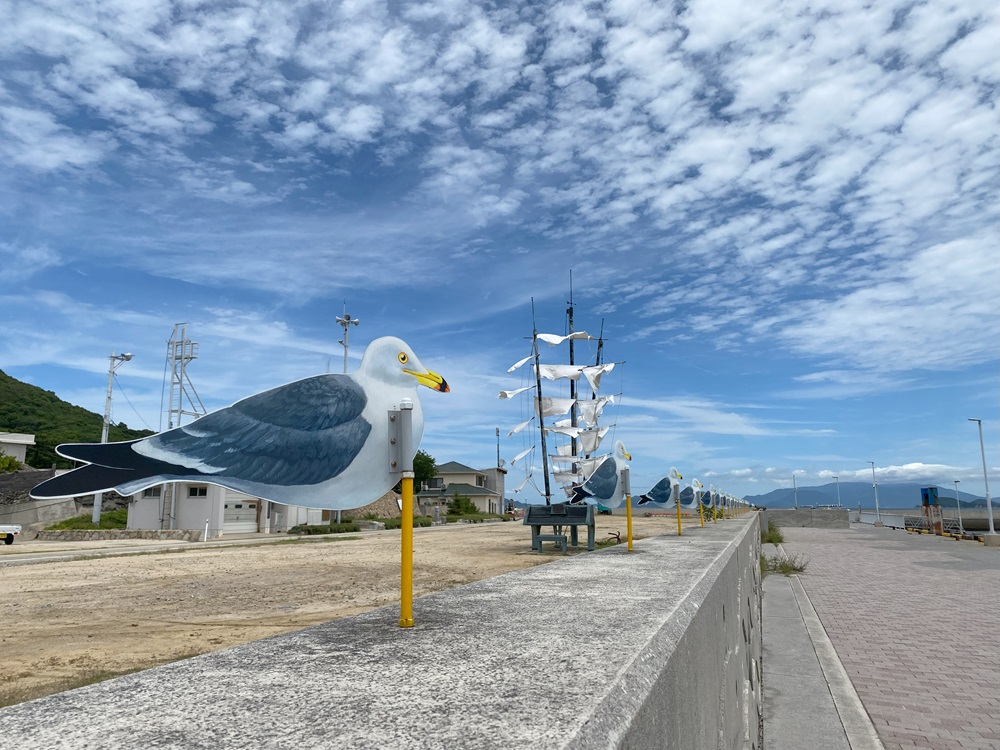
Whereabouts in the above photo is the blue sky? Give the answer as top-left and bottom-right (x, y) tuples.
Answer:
(1, 0), (997, 504)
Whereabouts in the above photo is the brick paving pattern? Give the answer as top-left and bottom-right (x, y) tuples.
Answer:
(781, 526), (1000, 750)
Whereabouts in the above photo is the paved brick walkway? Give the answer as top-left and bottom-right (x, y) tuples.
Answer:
(781, 526), (1000, 750)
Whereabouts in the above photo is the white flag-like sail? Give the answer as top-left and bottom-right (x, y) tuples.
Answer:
(579, 425), (611, 454)
(498, 385), (533, 399)
(577, 396), (614, 428)
(536, 331), (595, 346)
(581, 363), (615, 391)
(511, 447), (532, 465)
(537, 364), (583, 381)
(506, 417), (534, 436)
(537, 397), (575, 418)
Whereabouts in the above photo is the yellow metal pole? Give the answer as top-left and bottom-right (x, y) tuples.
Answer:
(676, 497), (682, 536)
(399, 475), (414, 628)
(626, 494), (634, 551)
(699, 497), (705, 527)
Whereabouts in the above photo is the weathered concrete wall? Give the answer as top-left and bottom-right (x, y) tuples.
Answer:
(0, 496), (79, 530)
(0, 516), (762, 750)
(761, 508), (849, 529)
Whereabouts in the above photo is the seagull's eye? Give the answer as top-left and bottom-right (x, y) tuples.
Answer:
(398, 352), (408, 364)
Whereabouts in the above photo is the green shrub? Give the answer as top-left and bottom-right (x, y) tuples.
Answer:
(447, 493), (479, 515)
(382, 516), (433, 530)
(0, 453), (20, 473)
(760, 553), (807, 577)
(760, 520), (784, 545)
(48, 508), (129, 530)
(287, 522), (360, 535)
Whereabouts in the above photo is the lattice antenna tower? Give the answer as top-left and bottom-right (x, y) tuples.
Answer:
(165, 323), (206, 429)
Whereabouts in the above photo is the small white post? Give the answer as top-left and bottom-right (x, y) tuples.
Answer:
(203, 519), (209, 542)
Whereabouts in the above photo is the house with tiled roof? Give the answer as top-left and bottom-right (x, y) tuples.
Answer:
(417, 460), (506, 515)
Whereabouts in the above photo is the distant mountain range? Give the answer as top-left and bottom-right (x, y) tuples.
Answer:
(744, 481), (990, 509)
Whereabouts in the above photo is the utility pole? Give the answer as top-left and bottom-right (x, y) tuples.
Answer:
(792, 473), (798, 510)
(869, 461), (881, 525)
(93, 351), (133, 523)
(336, 303), (360, 374)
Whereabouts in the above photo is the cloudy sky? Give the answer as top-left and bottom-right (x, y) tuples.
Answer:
(1, 0), (996, 504)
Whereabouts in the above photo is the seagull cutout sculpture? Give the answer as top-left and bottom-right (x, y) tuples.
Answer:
(678, 480), (704, 510)
(569, 440), (631, 508)
(30, 336), (449, 510)
(637, 467), (683, 507)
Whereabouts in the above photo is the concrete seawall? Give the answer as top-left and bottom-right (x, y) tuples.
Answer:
(0, 516), (762, 749)
(760, 508), (849, 529)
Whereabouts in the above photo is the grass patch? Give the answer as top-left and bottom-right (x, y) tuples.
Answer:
(760, 520), (784, 545)
(46, 508), (129, 531)
(382, 516), (434, 530)
(287, 522), (360, 535)
(445, 512), (502, 524)
(760, 553), (807, 577)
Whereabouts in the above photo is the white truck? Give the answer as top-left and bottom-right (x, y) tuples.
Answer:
(1, 524), (21, 545)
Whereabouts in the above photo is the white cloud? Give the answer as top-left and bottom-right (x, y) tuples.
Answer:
(0, 242), (61, 282)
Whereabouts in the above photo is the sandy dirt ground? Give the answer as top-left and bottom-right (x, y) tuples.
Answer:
(0, 514), (686, 707)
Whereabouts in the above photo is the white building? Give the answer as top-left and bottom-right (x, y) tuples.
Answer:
(127, 483), (328, 537)
(0, 431), (35, 463)
(417, 461), (507, 514)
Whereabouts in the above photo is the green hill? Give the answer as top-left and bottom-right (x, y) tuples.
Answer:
(0, 369), (154, 469)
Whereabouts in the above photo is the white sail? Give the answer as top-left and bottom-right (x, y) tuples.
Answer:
(499, 385), (533, 399)
(537, 397), (576, 418)
(536, 331), (595, 346)
(511, 447), (532, 465)
(577, 396), (613, 428)
(506, 355), (533, 373)
(581, 363), (615, 391)
(506, 417), (534, 436)
(578, 425), (611, 454)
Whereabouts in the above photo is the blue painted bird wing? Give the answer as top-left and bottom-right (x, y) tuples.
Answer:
(579, 455), (618, 501)
(142, 375), (370, 487)
(638, 476), (672, 504)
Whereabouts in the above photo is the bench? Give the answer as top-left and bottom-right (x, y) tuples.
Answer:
(523, 503), (596, 552)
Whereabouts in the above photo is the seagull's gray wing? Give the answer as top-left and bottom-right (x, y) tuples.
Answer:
(638, 476), (672, 504)
(579, 455), (618, 501)
(147, 375), (370, 486)
(678, 486), (694, 503)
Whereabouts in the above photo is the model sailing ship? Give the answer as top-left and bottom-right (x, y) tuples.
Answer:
(499, 293), (628, 508)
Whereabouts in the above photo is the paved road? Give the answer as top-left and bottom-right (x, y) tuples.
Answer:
(780, 525), (1000, 750)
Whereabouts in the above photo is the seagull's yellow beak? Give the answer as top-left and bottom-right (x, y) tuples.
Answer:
(624, 450), (632, 460)
(405, 368), (450, 392)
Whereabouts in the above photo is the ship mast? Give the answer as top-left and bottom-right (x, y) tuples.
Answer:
(531, 299), (552, 505)
(567, 272), (578, 467)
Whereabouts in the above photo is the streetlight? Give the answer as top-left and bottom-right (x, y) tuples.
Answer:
(336, 304), (360, 374)
(868, 460), (881, 524)
(968, 418), (995, 536)
(792, 473), (798, 510)
(953, 479), (963, 535)
(92, 351), (133, 523)
(832, 475), (841, 507)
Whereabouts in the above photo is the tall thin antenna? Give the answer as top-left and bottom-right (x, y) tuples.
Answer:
(531, 298), (552, 505)
(336, 302), (360, 374)
(567, 271), (578, 473)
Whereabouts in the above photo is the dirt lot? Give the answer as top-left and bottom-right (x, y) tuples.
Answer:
(0, 514), (683, 707)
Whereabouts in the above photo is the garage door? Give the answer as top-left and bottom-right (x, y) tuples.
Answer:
(223, 494), (259, 534)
